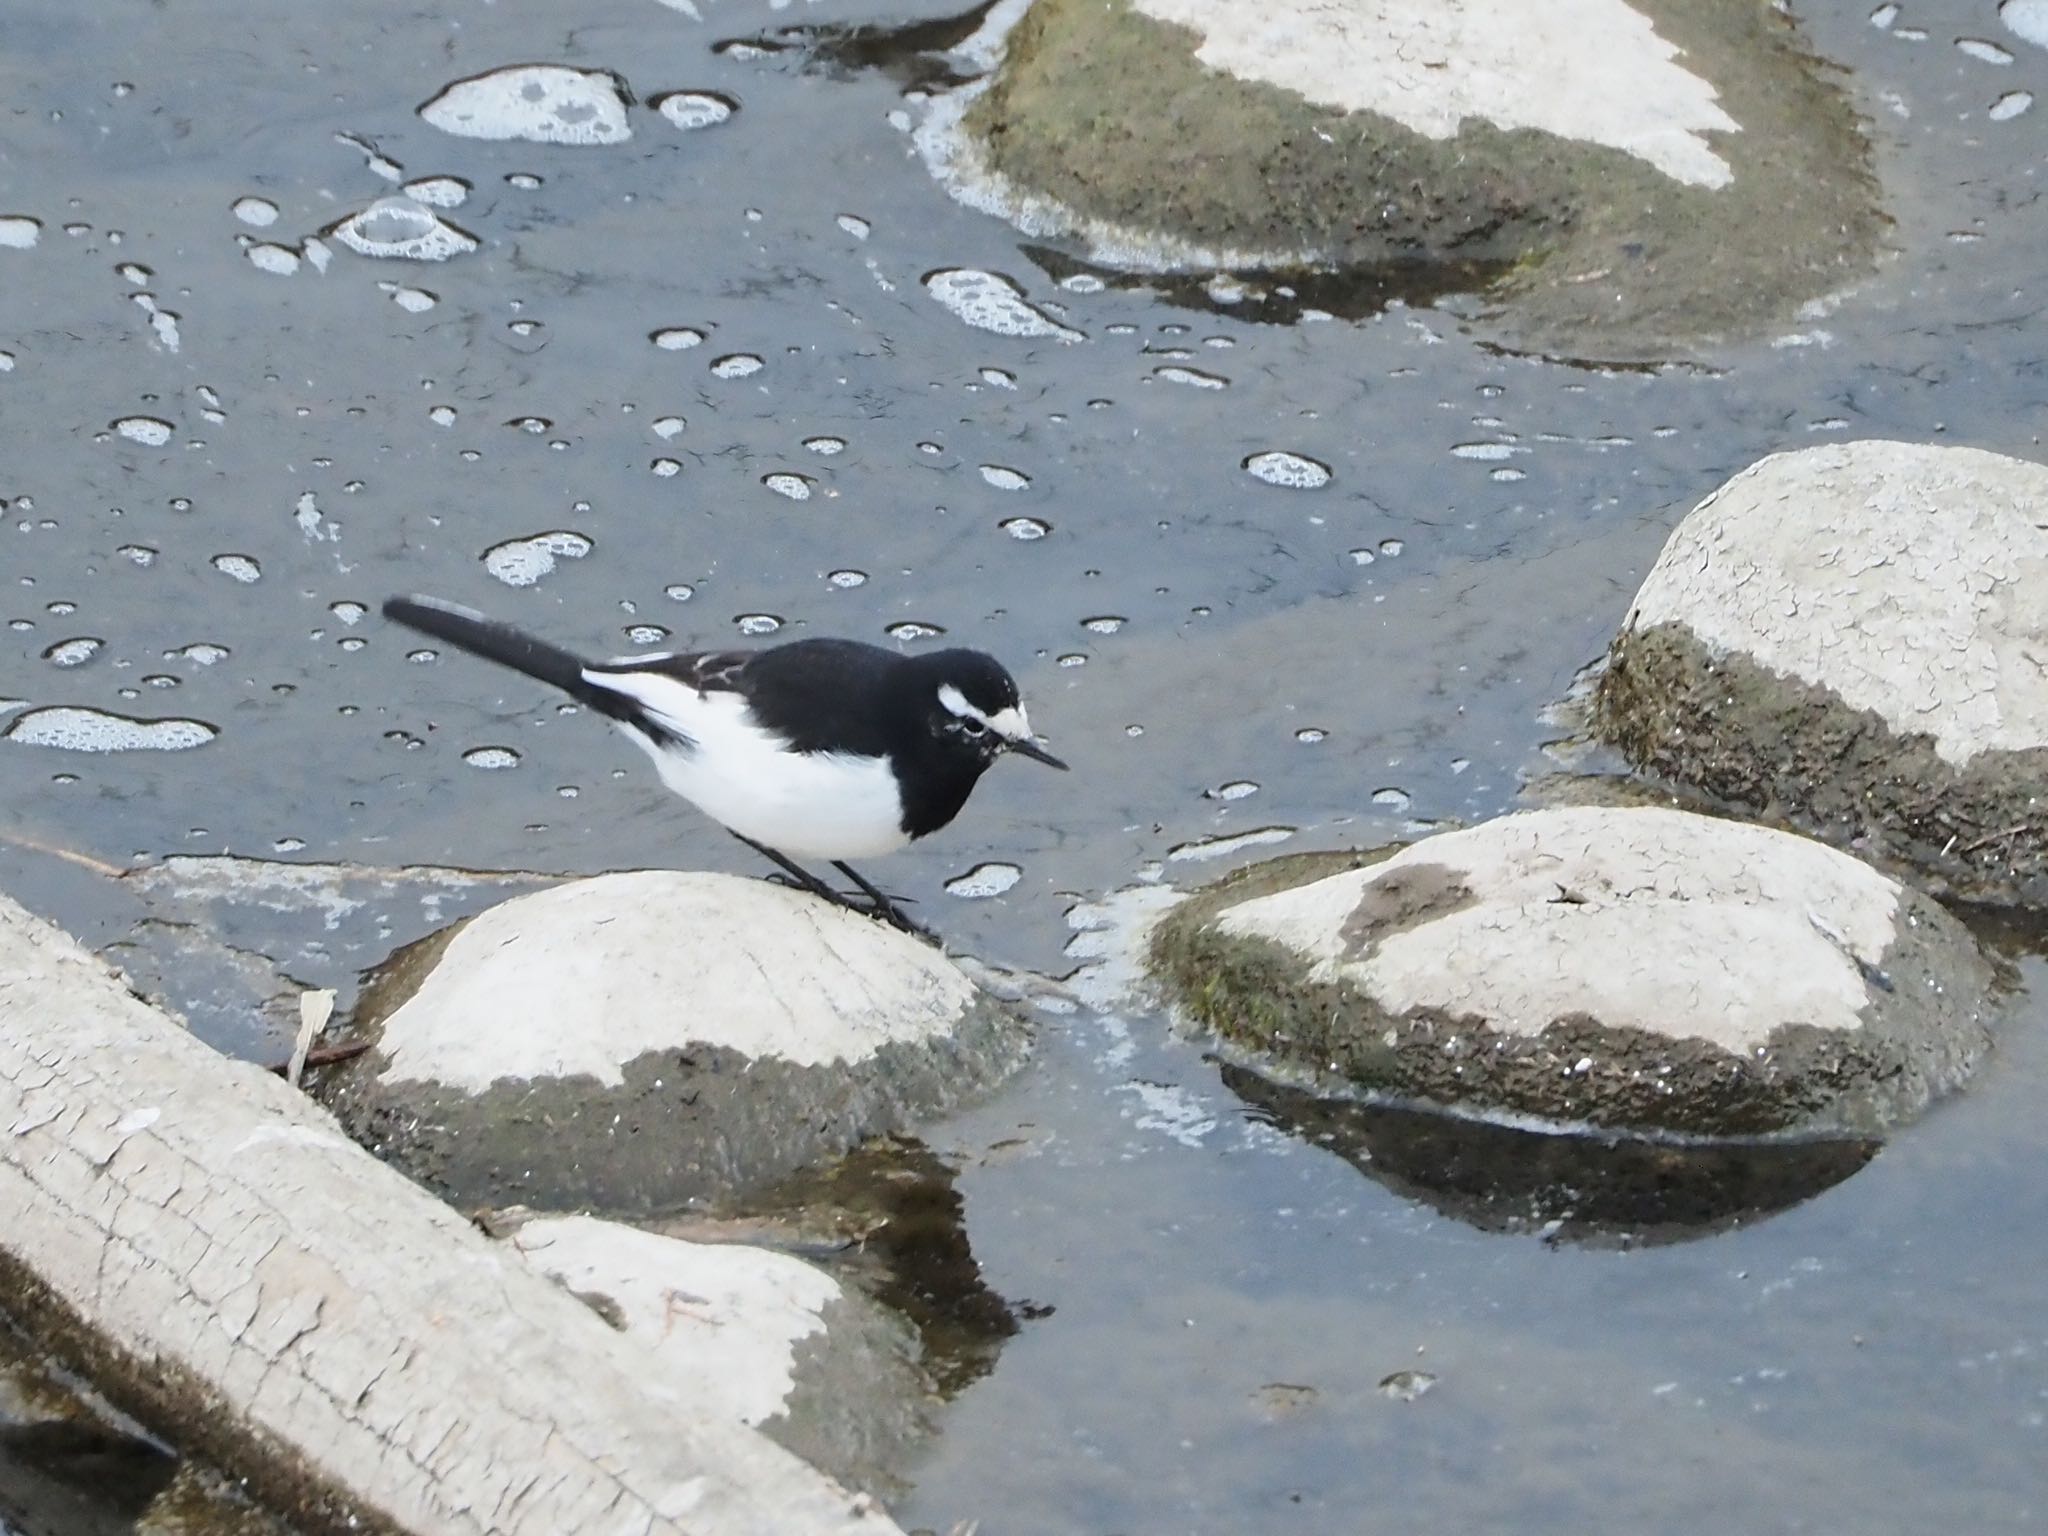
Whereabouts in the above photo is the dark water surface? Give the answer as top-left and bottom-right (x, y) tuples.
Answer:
(2, 0), (2044, 1530)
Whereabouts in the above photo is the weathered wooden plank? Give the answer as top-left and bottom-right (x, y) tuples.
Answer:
(0, 894), (900, 1536)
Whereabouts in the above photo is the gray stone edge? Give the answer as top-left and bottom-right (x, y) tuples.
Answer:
(320, 989), (1033, 1216)
(1148, 843), (1993, 1138)
(1597, 619), (2048, 906)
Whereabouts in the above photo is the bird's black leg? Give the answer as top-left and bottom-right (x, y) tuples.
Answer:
(728, 832), (844, 906)
(832, 861), (930, 938)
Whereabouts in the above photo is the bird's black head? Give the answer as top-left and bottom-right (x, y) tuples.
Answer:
(906, 649), (1067, 773)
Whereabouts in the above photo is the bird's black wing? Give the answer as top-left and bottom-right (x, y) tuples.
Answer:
(629, 637), (909, 758)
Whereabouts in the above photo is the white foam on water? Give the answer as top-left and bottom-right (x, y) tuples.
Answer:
(420, 65), (632, 145)
(402, 176), (471, 207)
(113, 416), (173, 446)
(483, 530), (593, 587)
(946, 861), (1022, 899)
(5, 706), (216, 752)
(331, 198), (477, 261)
(655, 91), (736, 131)
(1243, 451), (1331, 489)
(924, 268), (1084, 342)
(211, 554), (261, 583)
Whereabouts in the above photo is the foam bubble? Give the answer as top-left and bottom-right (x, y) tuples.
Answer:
(1243, 451), (1331, 489)
(924, 269), (1084, 341)
(1167, 826), (1296, 862)
(654, 91), (737, 131)
(329, 198), (478, 261)
(946, 861), (1022, 898)
(483, 530), (593, 586)
(463, 746), (521, 769)
(0, 217), (42, 249)
(886, 621), (945, 641)
(403, 176), (471, 207)
(113, 416), (174, 446)
(979, 464), (1030, 490)
(2005, 0), (2048, 47)
(711, 353), (764, 378)
(1958, 37), (2016, 63)
(43, 637), (102, 667)
(245, 243), (300, 275)
(5, 706), (215, 752)
(420, 66), (632, 145)
(212, 554), (261, 583)
(652, 327), (704, 350)
(1000, 517), (1050, 540)
(233, 197), (280, 227)
(763, 473), (814, 500)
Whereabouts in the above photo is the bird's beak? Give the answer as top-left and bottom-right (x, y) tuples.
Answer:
(1007, 736), (1069, 771)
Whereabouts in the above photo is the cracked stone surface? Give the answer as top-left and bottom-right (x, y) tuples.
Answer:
(319, 871), (1032, 1213)
(1132, 0), (1741, 187)
(0, 891), (901, 1536)
(1598, 440), (2048, 903)
(506, 1214), (930, 1499)
(1151, 807), (1993, 1137)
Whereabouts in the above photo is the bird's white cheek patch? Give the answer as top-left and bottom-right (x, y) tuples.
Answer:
(990, 705), (1029, 741)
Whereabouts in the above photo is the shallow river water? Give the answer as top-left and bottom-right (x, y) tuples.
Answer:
(2, 1), (2045, 1532)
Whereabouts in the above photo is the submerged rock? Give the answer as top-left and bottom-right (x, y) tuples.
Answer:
(1151, 807), (1992, 1138)
(922, 0), (1882, 357)
(1597, 441), (2048, 906)
(320, 871), (1030, 1212)
(501, 1213), (929, 1497)
(1220, 1064), (1879, 1246)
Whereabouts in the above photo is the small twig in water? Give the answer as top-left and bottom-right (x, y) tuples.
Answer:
(1960, 822), (2034, 855)
(266, 1038), (371, 1077)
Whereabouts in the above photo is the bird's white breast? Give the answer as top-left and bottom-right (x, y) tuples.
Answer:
(593, 669), (910, 860)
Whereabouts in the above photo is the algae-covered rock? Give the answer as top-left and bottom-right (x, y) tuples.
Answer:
(1597, 440), (2048, 906)
(1151, 807), (1992, 1138)
(320, 871), (1031, 1213)
(923, 0), (1883, 358)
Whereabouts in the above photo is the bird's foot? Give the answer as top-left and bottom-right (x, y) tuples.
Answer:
(831, 861), (934, 940)
(864, 894), (932, 939)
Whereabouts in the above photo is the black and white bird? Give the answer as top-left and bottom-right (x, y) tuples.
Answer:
(383, 595), (1066, 930)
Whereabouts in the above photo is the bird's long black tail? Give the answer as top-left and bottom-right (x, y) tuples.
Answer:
(383, 595), (624, 717)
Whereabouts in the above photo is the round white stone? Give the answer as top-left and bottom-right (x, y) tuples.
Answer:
(1626, 441), (2048, 768)
(375, 871), (980, 1092)
(1217, 806), (1901, 1054)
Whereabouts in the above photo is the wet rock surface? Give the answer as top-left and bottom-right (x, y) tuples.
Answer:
(1152, 807), (1994, 1137)
(319, 871), (1032, 1212)
(2, 0), (2047, 1531)
(1598, 440), (2048, 906)
(499, 1213), (931, 1499)
(1, 1315), (290, 1536)
(930, 0), (1883, 358)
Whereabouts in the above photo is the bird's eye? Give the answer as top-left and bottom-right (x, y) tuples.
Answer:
(959, 717), (988, 737)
